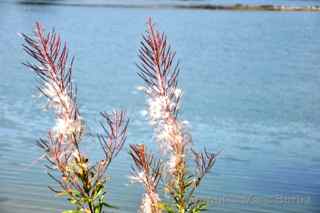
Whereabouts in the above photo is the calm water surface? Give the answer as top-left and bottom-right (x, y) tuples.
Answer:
(0, 1), (320, 213)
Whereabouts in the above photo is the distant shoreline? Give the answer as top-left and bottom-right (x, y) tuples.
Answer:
(15, 1), (320, 12)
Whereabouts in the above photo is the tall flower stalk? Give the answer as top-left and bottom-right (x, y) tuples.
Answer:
(21, 23), (128, 213)
(130, 18), (218, 213)
(129, 144), (162, 213)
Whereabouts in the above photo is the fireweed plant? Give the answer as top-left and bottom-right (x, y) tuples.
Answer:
(21, 23), (129, 213)
(129, 19), (218, 213)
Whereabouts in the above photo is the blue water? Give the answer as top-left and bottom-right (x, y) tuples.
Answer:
(1, 1), (320, 213)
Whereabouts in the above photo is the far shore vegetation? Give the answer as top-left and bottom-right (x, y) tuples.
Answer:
(16, 0), (320, 12)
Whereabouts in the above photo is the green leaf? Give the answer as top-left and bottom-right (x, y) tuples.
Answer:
(102, 202), (118, 209)
(94, 205), (102, 213)
(62, 210), (82, 213)
(67, 197), (79, 205)
(158, 202), (175, 213)
(189, 200), (208, 213)
(93, 184), (105, 200)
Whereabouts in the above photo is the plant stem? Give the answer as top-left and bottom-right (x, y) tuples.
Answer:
(88, 201), (94, 213)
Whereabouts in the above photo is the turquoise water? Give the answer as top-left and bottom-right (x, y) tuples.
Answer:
(1, 1), (320, 213)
